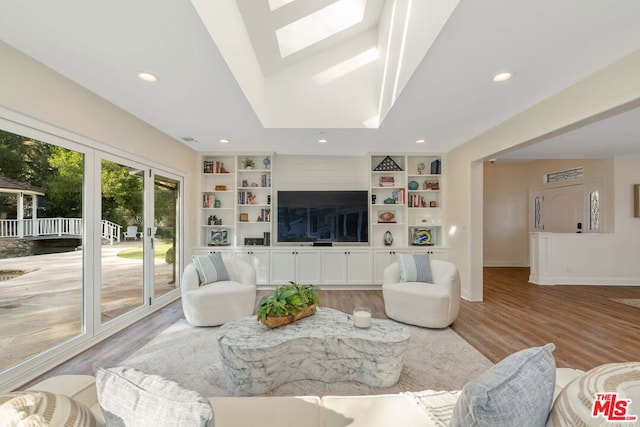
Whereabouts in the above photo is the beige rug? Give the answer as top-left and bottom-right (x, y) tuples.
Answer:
(121, 318), (492, 397)
(610, 298), (640, 309)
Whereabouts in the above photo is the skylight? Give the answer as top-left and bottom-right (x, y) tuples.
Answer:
(313, 47), (379, 85)
(275, 0), (366, 58)
(268, 0), (296, 11)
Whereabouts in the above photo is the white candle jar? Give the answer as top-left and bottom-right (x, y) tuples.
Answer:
(353, 307), (372, 328)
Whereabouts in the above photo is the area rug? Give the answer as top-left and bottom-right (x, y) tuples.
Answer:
(121, 319), (493, 397)
(610, 298), (640, 309)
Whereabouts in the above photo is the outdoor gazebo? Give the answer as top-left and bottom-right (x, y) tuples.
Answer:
(0, 175), (44, 238)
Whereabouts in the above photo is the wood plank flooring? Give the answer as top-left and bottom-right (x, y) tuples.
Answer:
(23, 267), (640, 388)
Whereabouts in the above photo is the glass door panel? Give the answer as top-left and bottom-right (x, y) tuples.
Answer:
(153, 173), (180, 298)
(100, 159), (144, 323)
(0, 132), (84, 372)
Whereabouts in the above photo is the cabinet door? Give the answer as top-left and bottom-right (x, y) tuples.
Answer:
(270, 250), (297, 285)
(347, 250), (373, 285)
(411, 248), (448, 262)
(235, 249), (270, 285)
(322, 250), (348, 285)
(373, 250), (398, 284)
(295, 250), (322, 285)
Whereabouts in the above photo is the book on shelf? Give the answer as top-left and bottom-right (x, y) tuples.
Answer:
(203, 160), (229, 174)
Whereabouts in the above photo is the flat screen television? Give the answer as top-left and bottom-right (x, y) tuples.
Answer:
(277, 190), (368, 244)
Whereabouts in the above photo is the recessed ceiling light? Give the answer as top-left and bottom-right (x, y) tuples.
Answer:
(219, 139), (229, 144)
(416, 139), (426, 144)
(138, 72), (158, 82)
(318, 139), (328, 144)
(492, 72), (512, 82)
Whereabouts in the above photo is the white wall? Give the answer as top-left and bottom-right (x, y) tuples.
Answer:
(0, 41), (199, 257)
(483, 162), (529, 266)
(447, 49), (640, 301)
(483, 158), (615, 267)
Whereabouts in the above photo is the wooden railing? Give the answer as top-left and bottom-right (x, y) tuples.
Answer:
(0, 218), (121, 244)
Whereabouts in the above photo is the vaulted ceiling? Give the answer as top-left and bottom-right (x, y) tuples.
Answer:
(0, 0), (639, 159)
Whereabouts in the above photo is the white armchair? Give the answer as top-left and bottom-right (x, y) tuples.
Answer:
(181, 257), (257, 327)
(382, 259), (461, 328)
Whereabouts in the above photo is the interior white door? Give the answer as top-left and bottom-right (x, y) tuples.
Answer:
(541, 184), (583, 233)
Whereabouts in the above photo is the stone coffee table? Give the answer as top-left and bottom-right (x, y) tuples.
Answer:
(216, 307), (410, 396)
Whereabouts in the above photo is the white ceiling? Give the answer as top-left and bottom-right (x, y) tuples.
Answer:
(0, 0), (639, 159)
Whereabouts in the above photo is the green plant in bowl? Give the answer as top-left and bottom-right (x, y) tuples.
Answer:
(257, 281), (320, 321)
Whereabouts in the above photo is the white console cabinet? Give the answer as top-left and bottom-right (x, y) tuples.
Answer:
(321, 249), (373, 286)
(270, 249), (322, 285)
(234, 248), (270, 285)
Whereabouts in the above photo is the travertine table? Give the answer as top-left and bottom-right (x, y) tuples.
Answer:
(217, 307), (410, 396)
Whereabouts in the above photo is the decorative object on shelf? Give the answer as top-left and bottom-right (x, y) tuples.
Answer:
(353, 307), (372, 328)
(215, 185), (227, 191)
(208, 215), (222, 226)
(408, 180), (419, 190)
(267, 194), (271, 205)
(383, 197), (396, 204)
(430, 201), (437, 208)
(239, 213), (249, 222)
(241, 179), (249, 187)
(257, 282), (320, 328)
(263, 231), (271, 246)
(383, 230), (394, 246)
(411, 228), (433, 246)
(263, 157), (271, 169)
(371, 194), (377, 204)
(378, 211), (396, 223)
(374, 156), (403, 171)
(417, 163), (425, 174)
(379, 176), (395, 187)
(220, 163), (229, 173)
(209, 229), (229, 246)
(244, 237), (265, 246)
(242, 157), (255, 169)
(423, 179), (439, 190)
(430, 159), (441, 175)
(214, 199), (221, 208)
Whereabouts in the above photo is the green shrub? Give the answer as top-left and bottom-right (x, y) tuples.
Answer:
(257, 281), (320, 320)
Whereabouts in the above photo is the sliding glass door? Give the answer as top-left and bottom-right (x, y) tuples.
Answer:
(153, 173), (180, 299)
(100, 158), (146, 324)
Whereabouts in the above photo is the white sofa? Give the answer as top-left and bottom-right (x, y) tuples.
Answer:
(181, 259), (256, 327)
(22, 368), (585, 427)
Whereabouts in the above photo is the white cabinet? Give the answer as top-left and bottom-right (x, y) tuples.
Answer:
(410, 247), (449, 262)
(373, 249), (400, 284)
(270, 249), (321, 285)
(234, 248), (270, 285)
(322, 249), (372, 285)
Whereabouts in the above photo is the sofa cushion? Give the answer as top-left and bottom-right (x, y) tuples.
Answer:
(321, 394), (430, 427)
(192, 252), (230, 285)
(450, 343), (556, 427)
(396, 253), (433, 283)
(95, 366), (214, 427)
(547, 362), (640, 426)
(0, 390), (96, 427)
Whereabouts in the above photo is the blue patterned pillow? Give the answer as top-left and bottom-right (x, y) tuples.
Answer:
(192, 252), (230, 285)
(396, 253), (433, 283)
(450, 343), (557, 427)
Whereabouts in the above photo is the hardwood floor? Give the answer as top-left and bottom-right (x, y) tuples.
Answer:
(23, 267), (640, 388)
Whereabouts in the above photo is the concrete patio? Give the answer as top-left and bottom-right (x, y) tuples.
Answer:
(0, 241), (175, 371)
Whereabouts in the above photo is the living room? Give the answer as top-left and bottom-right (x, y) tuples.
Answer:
(1, 1), (640, 423)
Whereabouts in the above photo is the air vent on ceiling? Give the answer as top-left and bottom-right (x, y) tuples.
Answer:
(181, 136), (197, 143)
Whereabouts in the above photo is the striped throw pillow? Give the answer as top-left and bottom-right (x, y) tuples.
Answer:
(0, 390), (96, 427)
(548, 362), (640, 426)
(396, 253), (433, 283)
(192, 252), (230, 285)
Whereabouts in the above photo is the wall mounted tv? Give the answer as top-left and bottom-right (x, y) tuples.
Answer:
(277, 190), (369, 244)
